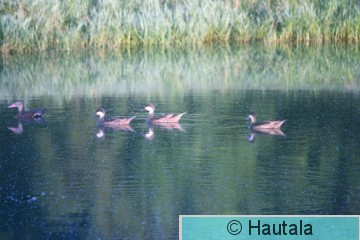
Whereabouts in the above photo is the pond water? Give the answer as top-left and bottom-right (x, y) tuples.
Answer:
(0, 46), (360, 239)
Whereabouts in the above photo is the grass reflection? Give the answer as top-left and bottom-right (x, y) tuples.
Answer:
(0, 45), (359, 102)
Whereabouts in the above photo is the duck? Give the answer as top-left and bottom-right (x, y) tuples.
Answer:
(95, 108), (136, 127)
(8, 100), (46, 119)
(245, 112), (286, 130)
(143, 103), (186, 124)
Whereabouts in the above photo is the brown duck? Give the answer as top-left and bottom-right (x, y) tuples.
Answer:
(245, 112), (286, 130)
(143, 103), (186, 124)
(95, 108), (136, 127)
(8, 100), (46, 119)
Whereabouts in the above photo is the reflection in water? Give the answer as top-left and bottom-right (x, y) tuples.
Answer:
(8, 117), (46, 135)
(96, 123), (135, 132)
(1, 46), (360, 100)
(245, 112), (286, 143)
(144, 123), (185, 141)
(8, 121), (24, 134)
(96, 129), (105, 139)
(94, 108), (136, 138)
(247, 129), (285, 143)
(95, 124), (135, 139)
(1, 46), (360, 239)
(151, 122), (184, 131)
(144, 126), (155, 141)
(1, 92), (360, 239)
(245, 112), (287, 131)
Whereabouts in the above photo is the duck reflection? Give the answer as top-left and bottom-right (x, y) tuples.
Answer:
(247, 128), (285, 143)
(144, 123), (184, 141)
(95, 125), (135, 139)
(144, 127), (155, 141)
(151, 122), (184, 131)
(98, 124), (135, 132)
(8, 117), (46, 135)
(244, 112), (286, 143)
(96, 129), (105, 139)
(94, 108), (136, 138)
(8, 121), (24, 134)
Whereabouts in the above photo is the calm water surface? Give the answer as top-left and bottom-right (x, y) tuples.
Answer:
(1, 46), (360, 239)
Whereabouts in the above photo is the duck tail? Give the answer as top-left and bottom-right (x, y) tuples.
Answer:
(279, 119), (287, 127)
(175, 112), (186, 120)
(127, 116), (136, 124)
(33, 108), (47, 118)
(178, 112), (187, 118)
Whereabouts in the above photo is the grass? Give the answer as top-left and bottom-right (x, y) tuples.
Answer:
(1, 0), (360, 55)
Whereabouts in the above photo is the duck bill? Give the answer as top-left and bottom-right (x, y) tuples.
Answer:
(8, 103), (17, 108)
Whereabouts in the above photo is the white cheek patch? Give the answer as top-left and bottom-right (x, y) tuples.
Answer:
(249, 115), (255, 123)
(96, 111), (105, 118)
(145, 106), (154, 114)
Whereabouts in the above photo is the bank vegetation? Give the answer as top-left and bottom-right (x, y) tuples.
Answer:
(1, 0), (360, 55)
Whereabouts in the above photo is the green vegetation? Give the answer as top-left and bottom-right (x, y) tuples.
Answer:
(1, 0), (360, 55)
(0, 45), (359, 101)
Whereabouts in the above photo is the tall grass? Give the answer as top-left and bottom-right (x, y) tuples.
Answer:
(1, 0), (360, 54)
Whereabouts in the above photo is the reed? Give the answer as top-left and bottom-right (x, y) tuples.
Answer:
(1, 0), (360, 54)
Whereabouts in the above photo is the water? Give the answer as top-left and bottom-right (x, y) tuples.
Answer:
(1, 46), (360, 239)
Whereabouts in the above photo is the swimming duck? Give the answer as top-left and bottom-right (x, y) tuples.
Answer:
(95, 108), (136, 127)
(143, 103), (186, 124)
(245, 112), (286, 130)
(8, 100), (46, 119)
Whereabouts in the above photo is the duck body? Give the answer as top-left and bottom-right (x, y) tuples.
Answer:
(95, 108), (136, 127)
(100, 116), (136, 127)
(8, 100), (46, 119)
(250, 120), (287, 130)
(246, 112), (286, 130)
(143, 103), (186, 124)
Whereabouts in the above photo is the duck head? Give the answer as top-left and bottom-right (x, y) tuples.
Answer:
(143, 103), (155, 115)
(8, 100), (24, 112)
(245, 112), (256, 124)
(95, 108), (105, 119)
